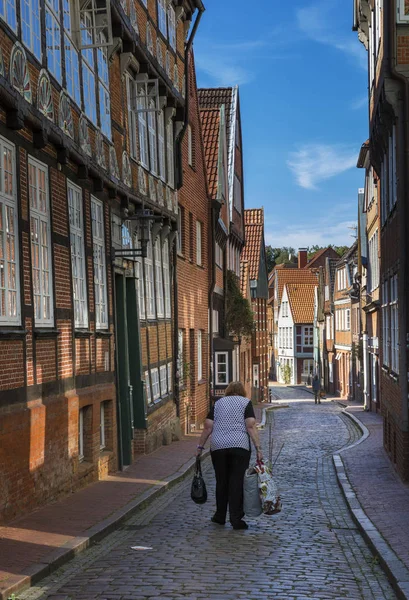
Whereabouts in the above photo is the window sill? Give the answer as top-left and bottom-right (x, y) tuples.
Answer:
(96, 329), (112, 338)
(75, 329), (93, 338)
(198, 379), (206, 386)
(34, 328), (60, 339)
(0, 328), (27, 340)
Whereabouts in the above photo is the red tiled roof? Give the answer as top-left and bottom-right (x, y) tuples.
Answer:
(276, 269), (318, 304)
(240, 260), (250, 298)
(241, 223), (263, 280)
(286, 283), (317, 324)
(198, 87), (233, 147)
(306, 247), (339, 269)
(199, 108), (220, 199)
(244, 208), (264, 225)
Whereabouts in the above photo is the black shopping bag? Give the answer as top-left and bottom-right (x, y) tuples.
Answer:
(191, 457), (207, 504)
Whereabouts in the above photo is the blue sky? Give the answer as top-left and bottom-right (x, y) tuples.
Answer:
(193, 0), (368, 250)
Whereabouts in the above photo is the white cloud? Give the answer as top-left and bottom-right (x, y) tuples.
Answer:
(195, 54), (253, 86)
(296, 1), (367, 70)
(287, 143), (358, 190)
(350, 95), (367, 110)
(265, 219), (356, 250)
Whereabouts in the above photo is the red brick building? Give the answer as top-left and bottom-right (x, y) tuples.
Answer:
(242, 208), (269, 401)
(0, 0), (203, 522)
(354, 0), (409, 477)
(177, 51), (209, 433)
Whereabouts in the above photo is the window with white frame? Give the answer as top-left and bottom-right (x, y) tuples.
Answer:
(22, 0), (41, 59)
(303, 359), (314, 375)
(196, 220), (202, 266)
(369, 9), (375, 88)
(167, 362), (172, 392)
(145, 239), (155, 319)
(0, 0), (16, 30)
(163, 239), (171, 318)
(137, 89), (149, 168)
(0, 138), (20, 325)
(326, 315), (332, 339)
(303, 326), (313, 346)
(233, 174), (242, 214)
(91, 197), (108, 329)
(151, 368), (160, 401)
(398, 0), (409, 23)
(166, 119), (174, 187)
(157, 0), (167, 36)
(178, 329), (184, 380)
(97, 34), (111, 139)
(68, 181), (88, 328)
(215, 352), (228, 385)
(148, 98), (158, 175)
(29, 157), (53, 326)
(381, 126), (397, 224)
(337, 267), (347, 291)
(282, 301), (289, 318)
(346, 308), (351, 331)
(126, 76), (137, 159)
(168, 4), (176, 50)
(198, 330), (203, 381)
(46, 0), (62, 81)
(212, 309), (219, 334)
(145, 370), (152, 404)
(368, 230), (379, 292)
(63, 0), (80, 105)
(158, 110), (166, 180)
(215, 242), (223, 268)
(160, 364), (167, 396)
(390, 275), (399, 373)
(382, 279), (390, 367)
(154, 238), (164, 318)
(81, 13), (97, 124)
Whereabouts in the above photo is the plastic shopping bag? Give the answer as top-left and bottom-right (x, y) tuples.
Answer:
(254, 460), (282, 515)
(243, 465), (263, 517)
(191, 457), (207, 504)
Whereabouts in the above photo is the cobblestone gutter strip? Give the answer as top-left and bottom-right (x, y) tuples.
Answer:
(258, 405), (289, 430)
(334, 410), (409, 600)
(0, 451), (210, 600)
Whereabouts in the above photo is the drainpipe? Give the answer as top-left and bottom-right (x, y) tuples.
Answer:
(362, 332), (369, 410)
(175, 3), (205, 191)
(389, 0), (409, 428)
(172, 241), (180, 417)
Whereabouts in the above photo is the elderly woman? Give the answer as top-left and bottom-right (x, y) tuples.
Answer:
(196, 382), (263, 530)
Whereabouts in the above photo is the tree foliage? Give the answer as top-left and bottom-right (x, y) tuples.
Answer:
(225, 270), (254, 340)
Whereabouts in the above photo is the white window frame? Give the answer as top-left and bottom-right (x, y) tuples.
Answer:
(398, 0), (409, 22)
(145, 370), (152, 404)
(215, 351), (228, 385)
(303, 359), (314, 375)
(154, 238), (164, 318)
(167, 4), (176, 50)
(0, 0), (16, 31)
(158, 110), (166, 180)
(157, 0), (167, 36)
(22, 0), (41, 59)
(91, 196), (108, 329)
(163, 239), (171, 318)
(97, 34), (111, 139)
(151, 367), (160, 401)
(198, 330), (203, 381)
(0, 138), (20, 325)
(160, 364), (167, 396)
(166, 119), (174, 188)
(215, 242), (223, 268)
(390, 275), (399, 373)
(126, 76), (138, 159)
(64, 0), (81, 105)
(81, 13), (97, 125)
(167, 362), (172, 393)
(212, 309), (219, 334)
(46, 0), (62, 82)
(145, 239), (155, 319)
(303, 326), (313, 346)
(178, 329), (184, 380)
(137, 89), (149, 168)
(148, 98), (158, 175)
(68, 181), (88, 329)
(196, 220), (202, 266)
(29, 156), (54, 327)
(346, 308), (351, 331)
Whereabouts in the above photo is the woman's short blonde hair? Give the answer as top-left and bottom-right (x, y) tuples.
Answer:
(225, 381), (246, 397)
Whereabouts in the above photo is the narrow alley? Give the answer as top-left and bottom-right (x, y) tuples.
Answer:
(20, 389), (396, 600)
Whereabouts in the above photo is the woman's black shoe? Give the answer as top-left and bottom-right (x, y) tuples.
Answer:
(211, 514), (226, 525)
(232, 520), (248, 530)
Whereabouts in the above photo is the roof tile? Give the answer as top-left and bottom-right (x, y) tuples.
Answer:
(241, 209), (264, 280)
(286, 283), (317, 324)
(199, 108), (220, 199)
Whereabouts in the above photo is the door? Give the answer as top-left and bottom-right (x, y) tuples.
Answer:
(114, 273), (133, 467)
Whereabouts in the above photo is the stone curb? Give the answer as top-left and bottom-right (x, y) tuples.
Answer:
(258, 405), (289, 430)
(333, 410), (409, 600)
(0, 450), (210, 600)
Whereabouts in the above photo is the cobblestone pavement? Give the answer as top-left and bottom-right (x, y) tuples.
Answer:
(20, 388), (397, 600)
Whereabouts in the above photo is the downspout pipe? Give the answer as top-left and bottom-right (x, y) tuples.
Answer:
(389, 0), (409, 428)
(175, 4), (205, 190)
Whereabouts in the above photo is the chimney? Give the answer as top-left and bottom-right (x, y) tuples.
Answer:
(298, 248), (308, 269)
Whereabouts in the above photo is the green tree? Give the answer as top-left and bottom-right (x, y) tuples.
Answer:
(281, 363), (292, 385)
(225, 270), (254, 339)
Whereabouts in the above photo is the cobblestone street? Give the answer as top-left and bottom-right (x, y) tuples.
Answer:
(20, 389), (397, 600)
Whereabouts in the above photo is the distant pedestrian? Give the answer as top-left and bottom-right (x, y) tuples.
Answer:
(196, 381), (263, 530)
(312, 375), (321, 404)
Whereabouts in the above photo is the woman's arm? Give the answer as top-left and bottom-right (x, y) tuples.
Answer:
(245, 417), (263, 461)
(196, 419), (214, 456)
